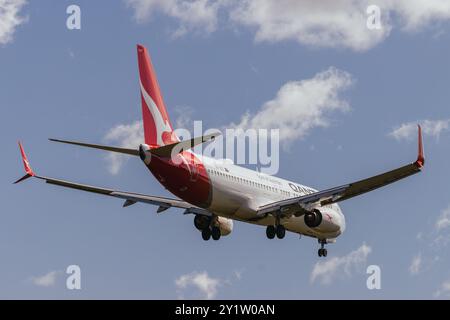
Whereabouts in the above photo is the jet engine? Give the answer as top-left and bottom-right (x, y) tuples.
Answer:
(304, 209), (323, 228)
(216, 216), (233, 236)
(193, 215), (233, 236)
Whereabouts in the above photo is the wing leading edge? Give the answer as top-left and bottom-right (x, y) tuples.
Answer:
(258, 125), (425, 216)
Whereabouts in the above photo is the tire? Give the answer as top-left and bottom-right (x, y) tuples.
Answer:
(194, 215), (209, 231)
(211, 226), (221, 241)
(322, 249), (327, 257)
(266, 226), (276, 239)
(202, 228), (211, 241)
(276, 225), (286, 239)
(318, 249), (323, 257)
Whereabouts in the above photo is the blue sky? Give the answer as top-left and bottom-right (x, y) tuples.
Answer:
(1, 0), (450, 299)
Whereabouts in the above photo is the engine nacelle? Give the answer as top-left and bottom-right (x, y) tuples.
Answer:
(216, 216), (233, 236)
(194, 215), (233, 236)
(304, 209), (323, 228)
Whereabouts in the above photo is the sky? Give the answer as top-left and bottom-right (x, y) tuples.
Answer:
(1, 0), (450, 299)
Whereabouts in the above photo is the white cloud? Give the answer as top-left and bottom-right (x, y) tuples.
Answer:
(175, 271), (221, 299)
(104, 120), (144, 174)
(390, 0), (450, 31)
(434, 279), (450, 298)
(30, 270), (61, 287)
(409, 253), (422, 275)
(435, 205), (450, 232)
(408, 205), (450, 279)
(232, 0), (450, 51)
(310, 243), (371, 285)
(125, 0), (225, 37)
(105, 68), (352, 173)
(125, 0), (450, 50)
(389, 119), (450, 141)
(231, 0), (390, 52)
(0, 0), (27, 45)
(231, 67), (353, 145)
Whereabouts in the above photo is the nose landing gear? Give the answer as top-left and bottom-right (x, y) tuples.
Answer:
(318, 239), (328, 257)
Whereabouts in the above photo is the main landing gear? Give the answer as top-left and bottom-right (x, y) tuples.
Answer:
(201, 226), (221, 241)
(266, 225), (286, 239)
(266, 214), (286, 239)
(318, 239), (328, 257)
(195, 215), (221, 241)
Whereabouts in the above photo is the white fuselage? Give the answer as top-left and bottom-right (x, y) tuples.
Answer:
(200, 155), (346, 240)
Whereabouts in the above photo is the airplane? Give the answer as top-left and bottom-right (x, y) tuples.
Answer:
(15, 44), (425, 257)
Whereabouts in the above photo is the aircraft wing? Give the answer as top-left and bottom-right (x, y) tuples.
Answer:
(257, 125), (425, 217)
(14, 142), (210, 216)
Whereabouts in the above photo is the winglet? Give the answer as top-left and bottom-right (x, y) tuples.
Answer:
(14, 142), (35, 184)
(415, 125), (425, 168)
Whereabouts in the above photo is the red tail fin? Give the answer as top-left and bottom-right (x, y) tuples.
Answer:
(14, 141), (35, 184)
(137, 44), (177, 147)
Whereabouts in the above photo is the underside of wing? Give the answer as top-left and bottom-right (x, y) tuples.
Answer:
(258, 125), (425, 217)
(38, 175), (211, 215)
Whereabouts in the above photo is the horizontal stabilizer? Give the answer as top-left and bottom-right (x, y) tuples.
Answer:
(150, 132), (221, 157)
(49, 138), (139, 156)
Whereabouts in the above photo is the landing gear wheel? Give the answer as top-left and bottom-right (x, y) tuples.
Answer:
(266, 226), (276, 239)
(317, 240), (328, 257)
(276, 225), (286, 239)
(211, 226), (221, 241)
(202, 228), (211, 241)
